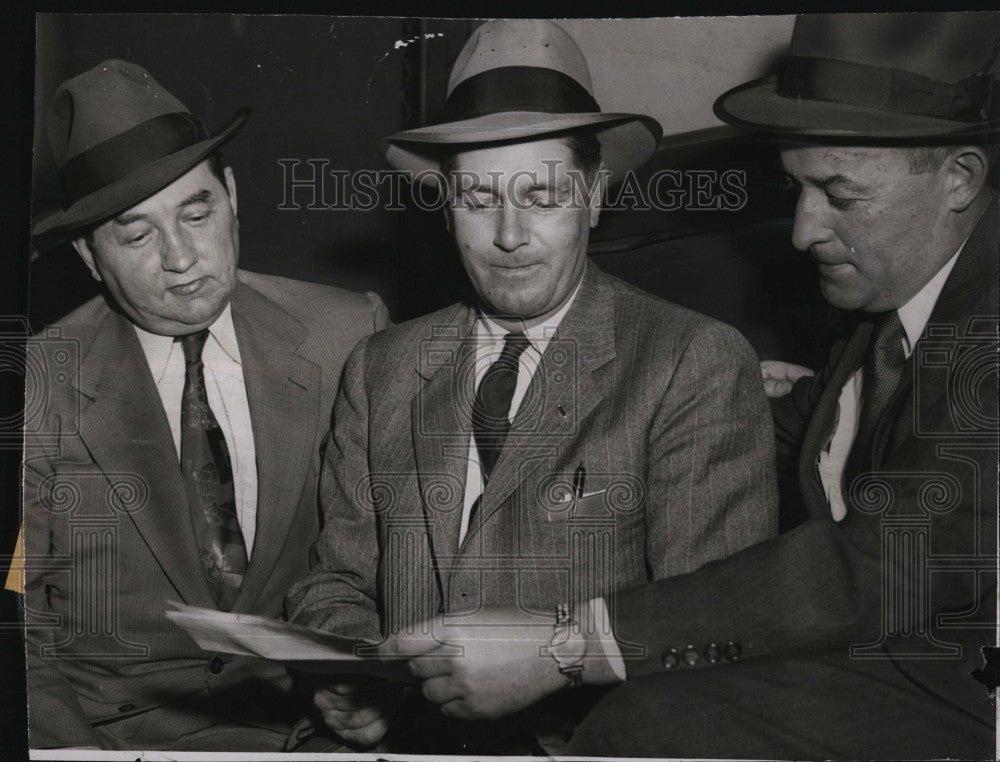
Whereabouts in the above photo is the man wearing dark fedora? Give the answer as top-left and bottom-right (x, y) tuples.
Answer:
(556, 13), (999, 758)
(23, 60), (387, 751)
(285, 20), (778, 752)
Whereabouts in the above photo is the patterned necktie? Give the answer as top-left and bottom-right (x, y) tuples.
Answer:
(180, 329), (247, 611)
(842, 310), (907, 496)
(472, 331), (532, 481)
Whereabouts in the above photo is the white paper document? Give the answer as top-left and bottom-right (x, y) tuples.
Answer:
(165, 601), (413, 681)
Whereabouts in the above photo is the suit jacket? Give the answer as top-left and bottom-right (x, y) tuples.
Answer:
(609, 198), (998, 722)
(287, 264), (777, 642)
(23, 270), (387, 750)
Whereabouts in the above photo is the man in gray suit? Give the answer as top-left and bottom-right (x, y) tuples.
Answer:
(24, 60), (386, 751)
(286, 20), (777, 752)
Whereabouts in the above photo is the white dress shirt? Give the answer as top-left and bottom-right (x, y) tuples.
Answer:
(133, 305), (259, 556)
(459, 277), (582, 545)
(819, 247), (962, 520)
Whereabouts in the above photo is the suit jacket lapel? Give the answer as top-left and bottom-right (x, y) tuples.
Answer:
(475, 265), (617, 534)
(879, 195), (999, 462)
(229, 281), (321, 613)
(75, 308), (216, 609)
(411, 304), (477, 564)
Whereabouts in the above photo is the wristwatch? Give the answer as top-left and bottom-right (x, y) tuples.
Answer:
(547, 602), (587, 687)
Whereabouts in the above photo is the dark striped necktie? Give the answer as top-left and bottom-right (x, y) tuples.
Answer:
(472, 330), (532, 480)
(842, 310), (907, 498)
(179, 329), (247, 611)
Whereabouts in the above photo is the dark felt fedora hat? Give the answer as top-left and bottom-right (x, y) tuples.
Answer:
(381, 20), (662, 184)
(32, 59), (248, 237)
(714, 12), (1000, 140)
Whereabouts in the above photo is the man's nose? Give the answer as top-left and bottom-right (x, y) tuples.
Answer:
(790, 190), (831, 252)
(159, 227), (198, 272)
(493, 204), (529, 252)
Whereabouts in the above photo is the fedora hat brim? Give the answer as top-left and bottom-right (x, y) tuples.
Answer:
(715, 76), (1000, 141)
(382, 111), (662, 184)
(32, 108), (249, 238)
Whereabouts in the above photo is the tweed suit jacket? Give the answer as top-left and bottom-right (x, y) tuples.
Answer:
(23, 270), (387, 750)
(607, 198), (998, 723)
(287, 263), (778, 640)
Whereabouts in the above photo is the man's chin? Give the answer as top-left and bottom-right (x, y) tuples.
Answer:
(818, 279), (869, 313)
(133, 306), (227, 337)
(482, 298), (550, 325)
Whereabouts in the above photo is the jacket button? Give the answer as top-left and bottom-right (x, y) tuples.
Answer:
(704, 643), (722, 664)
(660, 648), (680, 670)
(118, 703), (136, 713)
(209, 656), (225, 674)
(723, 641), (742, 662)
(681, 644), (699, 667)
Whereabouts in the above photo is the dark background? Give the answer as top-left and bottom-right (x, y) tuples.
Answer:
(5, 5), (993, 760)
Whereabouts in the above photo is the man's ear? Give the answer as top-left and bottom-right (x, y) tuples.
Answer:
(945, 146), (989, 213)
(71, 236), (102, 282)
(224, 165), (238, 218)
(589, 163), (609, 229)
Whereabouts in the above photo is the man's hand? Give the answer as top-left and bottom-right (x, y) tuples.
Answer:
(381, 606), (565, 721)
(312, 680), (392, 749)
(760, 360), (815, 398)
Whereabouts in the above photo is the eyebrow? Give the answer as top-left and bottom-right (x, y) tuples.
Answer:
(796, 173), (866, 192)
(112, 189), (214, 226)
(464, 179), (570, 195)
(524, 179), (570, 194)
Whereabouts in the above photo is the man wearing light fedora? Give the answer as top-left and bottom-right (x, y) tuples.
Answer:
(558, 13), (999, 758)
(23, 60), (386, 751)
(286, 20), (778, 752)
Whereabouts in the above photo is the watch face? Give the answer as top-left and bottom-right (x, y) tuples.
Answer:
(551, 624), (587, 665)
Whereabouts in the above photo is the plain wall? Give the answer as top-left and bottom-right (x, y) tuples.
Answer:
(561, 16), (794, 135)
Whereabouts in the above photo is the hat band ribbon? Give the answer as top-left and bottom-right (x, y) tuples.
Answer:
(441, 66), (600, 122)
(60, 112), (210, 204)
(779, 55), (997, 122)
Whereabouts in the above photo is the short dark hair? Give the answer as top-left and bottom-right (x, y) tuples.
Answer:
(904, 146), (952, 174)
(79, 149), (230, 245)
(903, 141), (999, 190)
(440, 130), (603, 191)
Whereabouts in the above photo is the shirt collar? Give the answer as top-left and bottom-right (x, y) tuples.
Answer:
(895, 243), (963, 356)
(476, 268), (584, 354)
(133, 303), (240, 384)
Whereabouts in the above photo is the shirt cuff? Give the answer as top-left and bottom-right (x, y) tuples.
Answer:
(585, 596), (627, 681)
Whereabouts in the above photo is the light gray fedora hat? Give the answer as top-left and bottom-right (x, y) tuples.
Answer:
(381, 20), (662, 183)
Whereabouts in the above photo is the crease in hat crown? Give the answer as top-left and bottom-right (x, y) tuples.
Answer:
(33, 58), (248, 238)
(47, 59), (191, 165)
(381, 19), (662, 184)
(446, 19), (595, 96)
